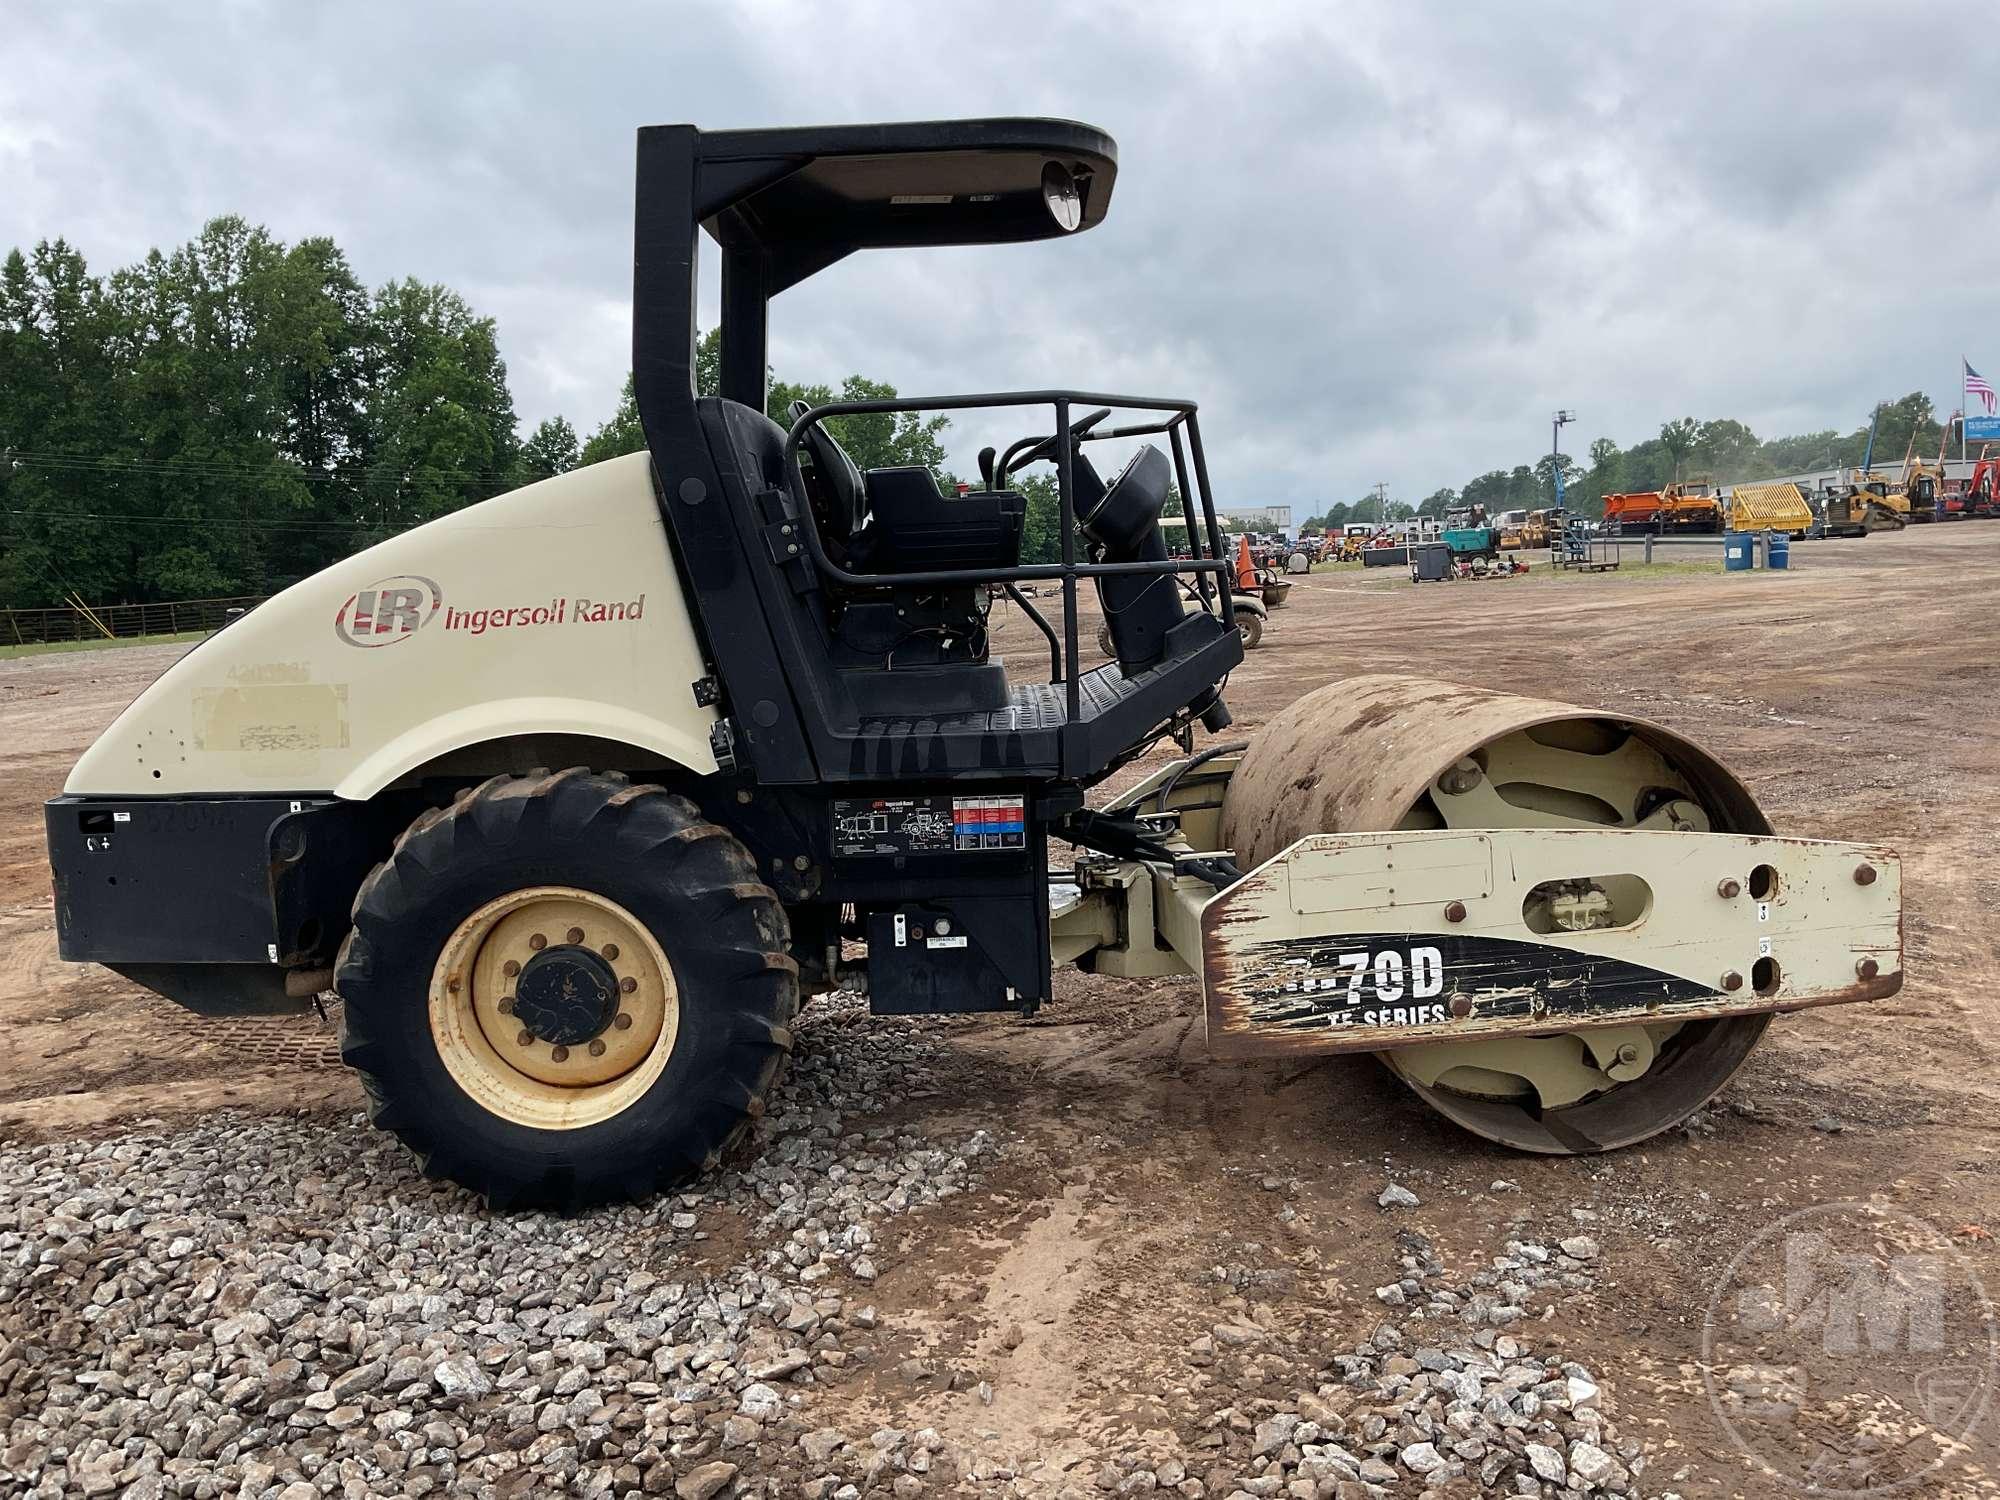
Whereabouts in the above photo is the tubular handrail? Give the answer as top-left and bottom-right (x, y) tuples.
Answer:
(775, 389), (1234, 733)
(1000, 583), (1062, 681)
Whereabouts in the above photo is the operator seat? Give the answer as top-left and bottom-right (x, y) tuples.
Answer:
(696, 396), (1017, 719)
(790, 399), (866, 564)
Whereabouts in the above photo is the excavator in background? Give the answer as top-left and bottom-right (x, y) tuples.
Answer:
(1956, 451), (2000, 519)
(1894, 423), (1950, 523)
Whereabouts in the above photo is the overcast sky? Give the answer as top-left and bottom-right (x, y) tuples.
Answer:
(5, 2), (1995, 509)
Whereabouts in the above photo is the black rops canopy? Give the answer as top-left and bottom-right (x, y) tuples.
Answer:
(633, 119), (1118, 413)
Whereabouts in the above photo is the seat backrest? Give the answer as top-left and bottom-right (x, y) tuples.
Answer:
(697, 396), (789, 493)
(789, 399), (867, 550)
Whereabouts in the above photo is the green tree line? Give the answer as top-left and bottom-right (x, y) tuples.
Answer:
(0, 222), (549, 607)
(1302, 392), (1951, 530)
(0, 223), (960, 608)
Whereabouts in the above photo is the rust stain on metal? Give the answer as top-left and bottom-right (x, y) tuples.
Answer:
(1215, 674), (1772, 874)
(1205, 968), (1902, 1060)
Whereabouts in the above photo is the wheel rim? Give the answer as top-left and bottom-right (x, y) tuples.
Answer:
(429, 886), (679, 1130)
(1379, 720), (1763, 1149)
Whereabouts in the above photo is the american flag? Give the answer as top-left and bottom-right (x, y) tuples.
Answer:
(1967, 359), (1997, 415)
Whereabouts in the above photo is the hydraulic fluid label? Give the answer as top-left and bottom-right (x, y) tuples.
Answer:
(831, 794), (1025, 858)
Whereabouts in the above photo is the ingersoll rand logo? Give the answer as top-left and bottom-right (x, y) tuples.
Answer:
(335, 575), (442, 647)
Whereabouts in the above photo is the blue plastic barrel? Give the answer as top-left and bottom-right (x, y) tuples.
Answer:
(1766, 531), (1790, 570)
(1724, 533), (1753, 571)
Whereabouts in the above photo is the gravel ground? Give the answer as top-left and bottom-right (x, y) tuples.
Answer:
(2, 991), (1651, 1500)
(0, 1002), (1001, 1500)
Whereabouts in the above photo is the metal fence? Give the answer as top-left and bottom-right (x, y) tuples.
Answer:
(0, 594), (265, 647)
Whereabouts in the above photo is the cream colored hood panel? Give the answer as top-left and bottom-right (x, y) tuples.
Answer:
(65, 453), (718, 798)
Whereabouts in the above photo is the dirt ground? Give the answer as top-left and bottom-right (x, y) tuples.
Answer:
(4, 526), (1999, 1495)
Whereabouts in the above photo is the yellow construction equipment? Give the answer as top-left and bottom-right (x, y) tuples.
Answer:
(1853, 472), (1912, 522)
(1726, 483), (1813, 536)
(1819, 478), (1906, 536)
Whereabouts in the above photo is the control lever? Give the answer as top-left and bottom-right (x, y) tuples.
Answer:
(978, 446), (996, 489)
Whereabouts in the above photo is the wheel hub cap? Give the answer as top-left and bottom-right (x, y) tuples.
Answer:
(513, 946), (619, 1046)
(428, 886), (678, 1128)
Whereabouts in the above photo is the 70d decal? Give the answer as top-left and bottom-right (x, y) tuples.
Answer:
(1214, 928), (1717, 1043)
(1283, 945), (1446, 1004)
(1278, 946), (1451, 1028)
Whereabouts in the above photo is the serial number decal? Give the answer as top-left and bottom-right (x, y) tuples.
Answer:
(1218, 931), (1712, 1035)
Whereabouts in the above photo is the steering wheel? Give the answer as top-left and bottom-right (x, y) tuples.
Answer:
(1004, 407), (1112, 480)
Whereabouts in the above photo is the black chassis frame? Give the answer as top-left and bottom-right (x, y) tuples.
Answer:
(48, 120), (1242, 1019)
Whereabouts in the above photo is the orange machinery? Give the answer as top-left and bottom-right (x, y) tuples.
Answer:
(1656, 479), (1724, 535)
(1601, 490), (1664, 535)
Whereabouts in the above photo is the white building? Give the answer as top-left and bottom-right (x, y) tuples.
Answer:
(1218, 505), (1293, 531)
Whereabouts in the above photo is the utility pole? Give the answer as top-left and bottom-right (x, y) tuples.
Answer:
(1551, 410), (1575, 512)
(1370, 482), (1388, 525)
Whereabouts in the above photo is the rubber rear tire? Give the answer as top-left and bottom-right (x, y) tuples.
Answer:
(334, 769), (797, 1209)
(1098, 622), (1115, 657)
(1234, 608), (1263, 649)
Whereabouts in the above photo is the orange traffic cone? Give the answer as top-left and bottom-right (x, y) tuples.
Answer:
(1235, 534), (1257, 591)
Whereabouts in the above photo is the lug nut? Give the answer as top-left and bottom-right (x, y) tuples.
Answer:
(793, 855), (812, 872)
(497, 997), (515, 1016)
(601, 943), (620, 961)
(1443, 900), (1467, 923)
(1854, 864), (1877, 886)
(502, 959), (521, 978)
(1438, 758), (1482, 796)
(566, 926), (585, 944)
(588, 1039), (607, 1057)
(613, 1012), (633, 1030)
(620, 977), (638, 994)
(1721, 970), (1744, 992)
(529, 933), (547, 951)
(1856, 957), (1880, 980)
(1717, 878), (1742, 899)
(517, 1029), (534, 1047)
(551, 1045), (569, 1063)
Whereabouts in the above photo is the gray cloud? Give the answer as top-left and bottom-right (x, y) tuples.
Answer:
(4, 0), (1993, 509)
